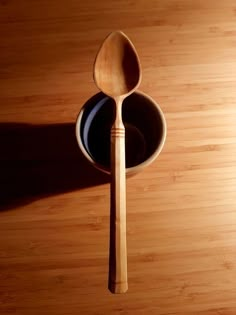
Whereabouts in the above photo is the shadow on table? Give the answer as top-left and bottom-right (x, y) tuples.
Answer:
(0, 122), (110, 211)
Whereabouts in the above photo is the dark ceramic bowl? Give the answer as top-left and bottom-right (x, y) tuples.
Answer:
(75, 91), (166, 176)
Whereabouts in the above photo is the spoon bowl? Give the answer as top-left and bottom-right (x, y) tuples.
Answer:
(94, 31), (141, 97)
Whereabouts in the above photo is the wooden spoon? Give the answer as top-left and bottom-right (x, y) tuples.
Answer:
(94, 31), (141, 293)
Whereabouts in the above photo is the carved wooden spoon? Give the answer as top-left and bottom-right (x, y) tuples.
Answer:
(94, 31), (141, 293)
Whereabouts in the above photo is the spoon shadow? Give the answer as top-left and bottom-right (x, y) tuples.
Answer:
(0, 122), (109, 211)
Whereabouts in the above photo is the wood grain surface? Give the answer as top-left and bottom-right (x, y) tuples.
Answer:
(0, 0), (236, 314)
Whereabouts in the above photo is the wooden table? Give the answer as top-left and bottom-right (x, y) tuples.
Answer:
(0, 1), (236, 314)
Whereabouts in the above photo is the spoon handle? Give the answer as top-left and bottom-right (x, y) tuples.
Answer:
(109, 99), (128, 294)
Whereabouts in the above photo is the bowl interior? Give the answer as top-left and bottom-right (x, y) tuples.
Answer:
(79, 92), (164, 169)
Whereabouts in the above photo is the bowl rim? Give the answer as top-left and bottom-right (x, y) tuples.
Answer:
(75, 90), (167, 175)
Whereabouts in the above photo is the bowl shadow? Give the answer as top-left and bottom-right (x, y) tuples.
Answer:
(0, 122), (110, 211)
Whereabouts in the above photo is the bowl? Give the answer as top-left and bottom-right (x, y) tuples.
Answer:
(75, 91), (166, 176)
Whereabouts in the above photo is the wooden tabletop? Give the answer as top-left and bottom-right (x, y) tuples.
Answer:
(0, 1), (236, 314)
